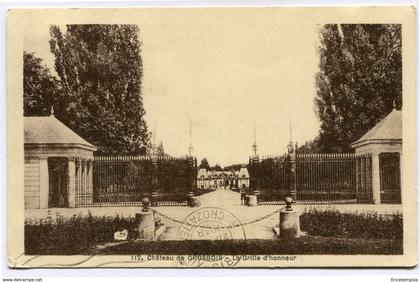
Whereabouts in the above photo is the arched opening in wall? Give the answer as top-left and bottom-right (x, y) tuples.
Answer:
(379, 152), (401, 204)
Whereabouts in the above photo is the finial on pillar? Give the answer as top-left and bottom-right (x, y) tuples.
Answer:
(287, 118), (295, 154)
(141, 197), (150, 212)
(151, 120), (157, 155)
(252, 120), (258, 156)
(393, 99), (397, 110)
(284, 196), (294, 211)
(188, 118), (194, 156)
(50, 106), (54, 116)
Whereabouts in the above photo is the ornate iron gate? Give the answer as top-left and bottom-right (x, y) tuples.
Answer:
(89, 155), (197, 207)
(355, 154), (373, 203)
(249, 153), (372, 204)
(248, 154), (290, 204)
(296, 154), (357, 204)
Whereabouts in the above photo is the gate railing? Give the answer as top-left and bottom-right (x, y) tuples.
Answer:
(355, 154), (373, 203)
(249, 153), (372, 204)
(76, 155), (197, 207)
(249, 154), (290, 204)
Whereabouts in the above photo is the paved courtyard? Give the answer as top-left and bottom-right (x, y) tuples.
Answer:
(25, 190), (403, 240)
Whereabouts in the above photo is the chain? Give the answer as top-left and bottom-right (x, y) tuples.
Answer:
(151, 208), (282, 229)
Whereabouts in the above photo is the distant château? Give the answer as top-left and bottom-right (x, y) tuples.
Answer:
(197, 167), (250, 190)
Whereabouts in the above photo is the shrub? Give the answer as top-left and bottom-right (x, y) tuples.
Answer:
(300, 207), (403, 240)
(25, 207), (403, 255)
(25, 211), (137, 255)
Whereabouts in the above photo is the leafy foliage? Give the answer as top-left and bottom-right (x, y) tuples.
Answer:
(25, 209), (403, 255)
(315, 24), (402, 152)
(23, 52), (61, 116)
(212, 164), (223, 171)
(25, 211), (137, 255)
(224, 163), (247, 171)
(249, 156), (290, 202)
(156, 157), (197, 196)
(156, 141), (165, 156)
(199, 158), (210, 170)
(296, 136), (321, 153)
(48, 24), (150, 154)
(300, 207), (403, 240)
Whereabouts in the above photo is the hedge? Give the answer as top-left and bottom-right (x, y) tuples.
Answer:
(300, 207), (402, 240)
(25, 208), (403, 255)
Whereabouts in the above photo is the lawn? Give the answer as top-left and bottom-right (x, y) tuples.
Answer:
(89, 237), (402, 255)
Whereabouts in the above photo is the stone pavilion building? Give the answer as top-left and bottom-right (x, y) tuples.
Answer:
(24, 113), (97, 209)
(352, 107), (402, 204)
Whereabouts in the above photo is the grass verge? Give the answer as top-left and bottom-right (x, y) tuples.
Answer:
(89, 236), (402, 255)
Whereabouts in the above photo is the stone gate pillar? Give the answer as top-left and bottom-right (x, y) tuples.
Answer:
(289, 152), (297, 200)
(68, 158), (77, 208)
(250, 154), (259, 193)
(187, 156), (197, 191)
(371, 153), (381, 204)
(87, 159), (93, 205)
(151, 155), (158, 194)
(80, 159), (85, 200)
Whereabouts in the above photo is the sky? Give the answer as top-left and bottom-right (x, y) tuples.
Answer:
(24, 13), (321, 167)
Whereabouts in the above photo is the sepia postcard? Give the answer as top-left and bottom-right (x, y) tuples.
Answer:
(7, 6), (417, 268)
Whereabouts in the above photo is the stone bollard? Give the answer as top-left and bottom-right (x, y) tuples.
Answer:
(247, 195), (257, 207)
(187, 191), (195, 207)
(279, 197), (301, 239)
(190, 196), (200, 207)
(253, 190), (260, 205)
(136, 198), (155, 240)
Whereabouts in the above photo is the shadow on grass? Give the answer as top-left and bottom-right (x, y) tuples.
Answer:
(86, 236), (402, 256)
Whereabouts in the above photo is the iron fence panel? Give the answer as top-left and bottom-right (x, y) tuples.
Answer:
(76, 155), (197, 207)
(249, 153), (373, 204)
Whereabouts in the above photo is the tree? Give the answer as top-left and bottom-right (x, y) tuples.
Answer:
(156, 141), (165, 156)
(224, 164), (246, 171)
(23, 52), (61, 116)
(212, 164), (222, 171)
(296, 137), (321, 154)
(199, 158), (210, 170)
(315, 24), (401, 152)
(49, 24), (150, 154)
